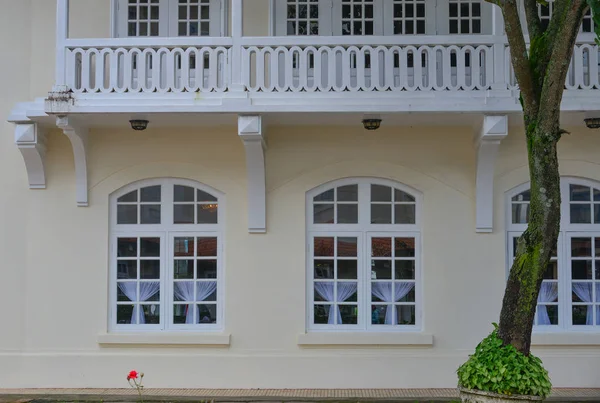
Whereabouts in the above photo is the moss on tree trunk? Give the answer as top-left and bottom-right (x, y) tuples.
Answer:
(497, 123), (561, 354)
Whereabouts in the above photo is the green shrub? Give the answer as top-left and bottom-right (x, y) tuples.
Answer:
(457, 326), (552, 398)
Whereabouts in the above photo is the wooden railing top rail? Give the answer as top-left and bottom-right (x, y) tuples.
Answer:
(64, 37), (234, 49)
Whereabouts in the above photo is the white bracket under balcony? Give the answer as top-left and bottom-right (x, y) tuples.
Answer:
(15, 122), (47, 189)
(238, 115), (267, 234)
(475, 115), (508, 233)
(56, 116), (89, 207)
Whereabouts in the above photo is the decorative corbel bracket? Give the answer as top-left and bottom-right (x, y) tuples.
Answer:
(238, 115), (267, 233)
(475, 115), (508, 233)
(56, 115), (89, 207)
(15, 122), (47, 189)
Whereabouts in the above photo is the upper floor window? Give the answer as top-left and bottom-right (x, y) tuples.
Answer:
(110, 179), (223, 331)
(274, 0), (488, 35)
(115, 0), (224, 37)
(507, 178), (600, 330)
(449, 0), (481, 34)
(537, 1), (594, 33)
(307, 179), (421, 331)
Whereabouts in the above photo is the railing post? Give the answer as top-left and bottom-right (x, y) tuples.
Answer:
(230, 0), (245, 92)
(491, 3), (507, 90)
(54, 0), (69, 91)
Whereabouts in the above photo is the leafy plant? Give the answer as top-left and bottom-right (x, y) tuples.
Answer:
(457, 326), (551, 398)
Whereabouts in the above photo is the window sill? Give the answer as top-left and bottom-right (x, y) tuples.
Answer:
(97, 332), (231, 346)
(532, 332), (600, 346)
(297, 332), (433, 346)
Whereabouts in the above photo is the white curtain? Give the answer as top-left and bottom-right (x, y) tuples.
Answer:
(371, 282), (415, 324)
(314, 282), (357, 324)
(174, 281), (217, 324)
(174, 282), (196, 324)
(118, 282), (160, 324)
(537, 282), (558, 325)
(573, 283), (594, 325)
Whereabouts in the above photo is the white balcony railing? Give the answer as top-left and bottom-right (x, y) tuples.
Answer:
(65, 38), (232, 94)
(60, 37), (600, 97)
(241, 37), (496, 93)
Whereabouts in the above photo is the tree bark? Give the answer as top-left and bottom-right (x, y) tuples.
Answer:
(497, 124), (561, 354)
(491, 0), (590, 355)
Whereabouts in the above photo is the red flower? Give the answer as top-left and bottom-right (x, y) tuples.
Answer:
(127, 370), (139, 381)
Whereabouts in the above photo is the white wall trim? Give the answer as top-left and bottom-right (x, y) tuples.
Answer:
(475, 115), (508, 233)
(56, 116), (89, 207)
(297, 332), (434, 346)
(14, 123), (47, 190)
(238, 115), (267, 233)
(98, 332), (231, 346)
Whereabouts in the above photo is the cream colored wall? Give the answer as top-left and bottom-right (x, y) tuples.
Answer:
(1, 117), (600, 388)
(1, 0), (600, 391)
(0, 0), (32, 355)
(69, 0), (111, 38)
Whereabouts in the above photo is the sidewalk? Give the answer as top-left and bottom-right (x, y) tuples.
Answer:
(1, 388), (600, 402)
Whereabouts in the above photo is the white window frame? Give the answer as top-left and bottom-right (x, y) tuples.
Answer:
(109, 178), (224, 332)
(306, 177), (422, 332)
(113, 0), (225, 38)
(273, 0), (492, 36)
(506, 177), (600, 332)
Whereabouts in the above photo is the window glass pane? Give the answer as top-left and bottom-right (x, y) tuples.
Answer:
(198, 304), (217, 323)
(197, 189), (218, 202)
(314, 304), (331, 324)
(396, 305), (415, 325)
(197, 238), (217, 257)
(371, 204), (392, 224)
(117, 305), (135, 324)
(118, 205), (138, 224)
(512, 190), (530, 202)
(140, 205), (161, 224)
(140, 260), (160, 279)
(371, 305), (388, 324)
(372, 260), (392, 280)
(174, 185), (195, 202)
(571, 204), (591, 224)
(395, 238), (415, 257)
(174, 260), (194, 279)
(372, 237), (392, 257)
(337, 185), (358, 202)
(339, 305), (358, 324)
(140, 238), (160, 257)
(338, 204), (358, 223)
(197, 260), (217, 279)
(396, 260), (415, 279)
(572, 237), (592, 257)
(395, 204), (416, 224)
(338, 260), (358, 279)
(372, 185), (392, 202)
(314, 189), (334, 202)
(571, 184), (591, 201)
(197, 204), (218, 224)
(314, 260), (335, 279)
(118, 238), (137, 257)
(314, 237), (335, 257)
(174, 204), (195, 224)
(118, 190), (138, 203)
(512, 203), (530, 224)
(117, 261), (137, 279)
(314, 204), (334, 223)
(141, 186), (161, 202)
(338, 237), (358, 257)
(141, 304), (160, 324)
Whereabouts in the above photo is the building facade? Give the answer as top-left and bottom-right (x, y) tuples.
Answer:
(1, 0), (600, 389)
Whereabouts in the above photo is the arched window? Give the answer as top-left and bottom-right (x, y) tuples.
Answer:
(307, 178), (421, 331)
(507, 178), (600, 329)
(110, 179), (223, 331)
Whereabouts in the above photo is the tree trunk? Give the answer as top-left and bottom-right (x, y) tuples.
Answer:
(497, 121), (562, 355)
